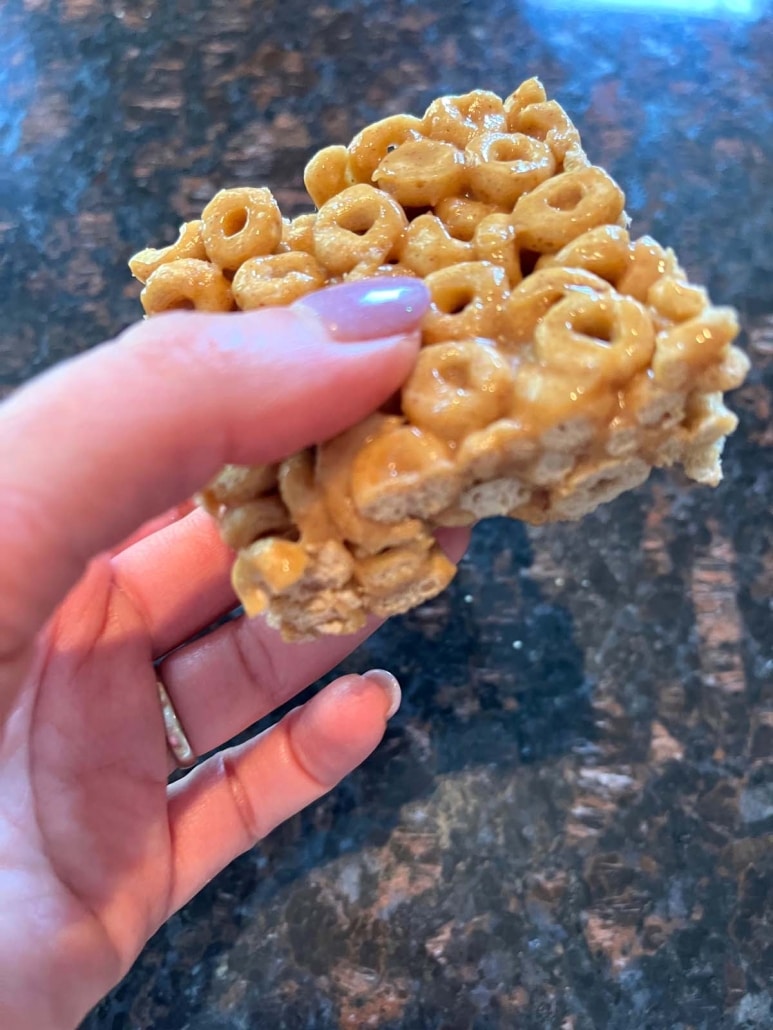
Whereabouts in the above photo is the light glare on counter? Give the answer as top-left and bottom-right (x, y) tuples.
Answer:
(529, 0), (760, 16)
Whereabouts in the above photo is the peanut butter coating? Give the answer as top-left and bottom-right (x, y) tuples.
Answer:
(132, 80), (748, 641)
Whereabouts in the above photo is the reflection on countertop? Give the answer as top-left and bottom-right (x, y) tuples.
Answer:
(2, 1), (772, 1027)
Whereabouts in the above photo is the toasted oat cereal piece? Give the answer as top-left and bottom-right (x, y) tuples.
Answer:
(129, 220), (207, 284)
(201, 187), (282, 270)
(232, 252), (325, 309)
(140, 258), (233, 313)
(131, 79), (749, 640)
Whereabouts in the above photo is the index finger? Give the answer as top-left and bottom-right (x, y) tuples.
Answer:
(0, 280), (427, 671)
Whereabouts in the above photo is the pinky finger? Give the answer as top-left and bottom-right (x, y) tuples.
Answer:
(164, 669), (401, 916)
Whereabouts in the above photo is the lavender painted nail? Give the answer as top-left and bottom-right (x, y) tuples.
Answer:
(292, 277), (430, 342)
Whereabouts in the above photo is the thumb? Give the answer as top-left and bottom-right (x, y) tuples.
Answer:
(0, 277), (428, 665)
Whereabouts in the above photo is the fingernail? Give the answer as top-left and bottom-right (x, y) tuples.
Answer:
(364, 668), (402, 720)
(293, 278), (429, 342)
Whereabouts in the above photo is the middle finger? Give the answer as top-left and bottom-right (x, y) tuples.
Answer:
(111, 506), (237, 655)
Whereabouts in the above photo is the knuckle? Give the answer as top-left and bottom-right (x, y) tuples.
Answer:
(230, 619), (286, 710)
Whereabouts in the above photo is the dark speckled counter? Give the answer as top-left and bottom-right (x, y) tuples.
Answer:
(2, 1), (772, 1027)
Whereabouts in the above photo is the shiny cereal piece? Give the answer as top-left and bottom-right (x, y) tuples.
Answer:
(652, 307), (740, 390)
(562, 145), (591, 172)
(503, 78), (548, 119)
(374, 139), (466, 207)
(140, 258), (232, 314)
(693, 344), (750, 393)
(435, 196), (503, 240)
(403, 339), (514, 442)
(347, 114), (425, 184)
(465, 131), (556, 207)
(535, 290), (656, 387)
(201, 187), (283, 271)
(511, 363), (619, 440)
(473, 214), (522, 287)
(232, 252), (325, 309)
(312, 184), (407, 276)
(278, 450), (339, 545)
(396, 214), (474, 276)
(503, 266), (613, 347)
(536, 224), (631, 285)
(219, 495), (291, 551)
(300, 540), (357, 592)
(648, 276), (708, 324)
(129, 220), (207, 284)
(343, 261), (418, 281)
(354, 542), (431, 597)
(304, 145), (352, 208)
(280, 213), (318, 255)
(252, 538), (360, 640)
(423, 261), (510, 344)
(512, 166), (626, 252)
(617, 236), (680, 301)
(232, 538), (309, 616)
(316, 416), (429, 554)
(423, 90), (507, 148)
(351, 424), (460, 521)
(457, 418), (538, 481)
(507, 100), (582, 161)
(198, 463), (278, 514)
(356, 543), (456, 616)
(680, 392), (738, 451)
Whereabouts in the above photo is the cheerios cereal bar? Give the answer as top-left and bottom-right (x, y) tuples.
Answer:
(130, 79), (749, 641)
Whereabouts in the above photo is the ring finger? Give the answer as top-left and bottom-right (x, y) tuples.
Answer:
(159, 612), (380, 758)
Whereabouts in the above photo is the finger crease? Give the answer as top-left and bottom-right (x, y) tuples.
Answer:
(218, 750), (265, 849)
(284, 709), (333, 793)
(231, 621), (285, 710)
(109, 563), (156, 642)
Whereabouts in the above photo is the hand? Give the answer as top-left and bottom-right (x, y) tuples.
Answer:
(0, 279), (465, 1029)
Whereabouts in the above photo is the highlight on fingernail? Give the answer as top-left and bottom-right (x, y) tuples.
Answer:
(292, 277), (430, 342)
(363, 668), (402, 719)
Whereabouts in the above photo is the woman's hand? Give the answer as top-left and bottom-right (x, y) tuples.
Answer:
(0, 279), (462, 1029)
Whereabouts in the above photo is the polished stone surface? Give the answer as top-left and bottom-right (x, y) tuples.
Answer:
(2, 1), (772, 1027)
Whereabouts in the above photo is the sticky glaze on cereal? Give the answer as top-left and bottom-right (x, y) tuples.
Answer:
(130, 79), (749, 641)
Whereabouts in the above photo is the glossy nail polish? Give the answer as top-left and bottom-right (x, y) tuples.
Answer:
(293, 278), (429, 342)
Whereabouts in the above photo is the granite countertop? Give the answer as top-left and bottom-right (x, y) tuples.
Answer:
(2, 1), (772, 1027)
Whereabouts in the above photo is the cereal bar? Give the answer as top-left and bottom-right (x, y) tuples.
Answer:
(130, 79), (749, 641)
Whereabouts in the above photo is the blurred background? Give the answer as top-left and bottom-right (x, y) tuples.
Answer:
(2, 1), (772, 1027)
